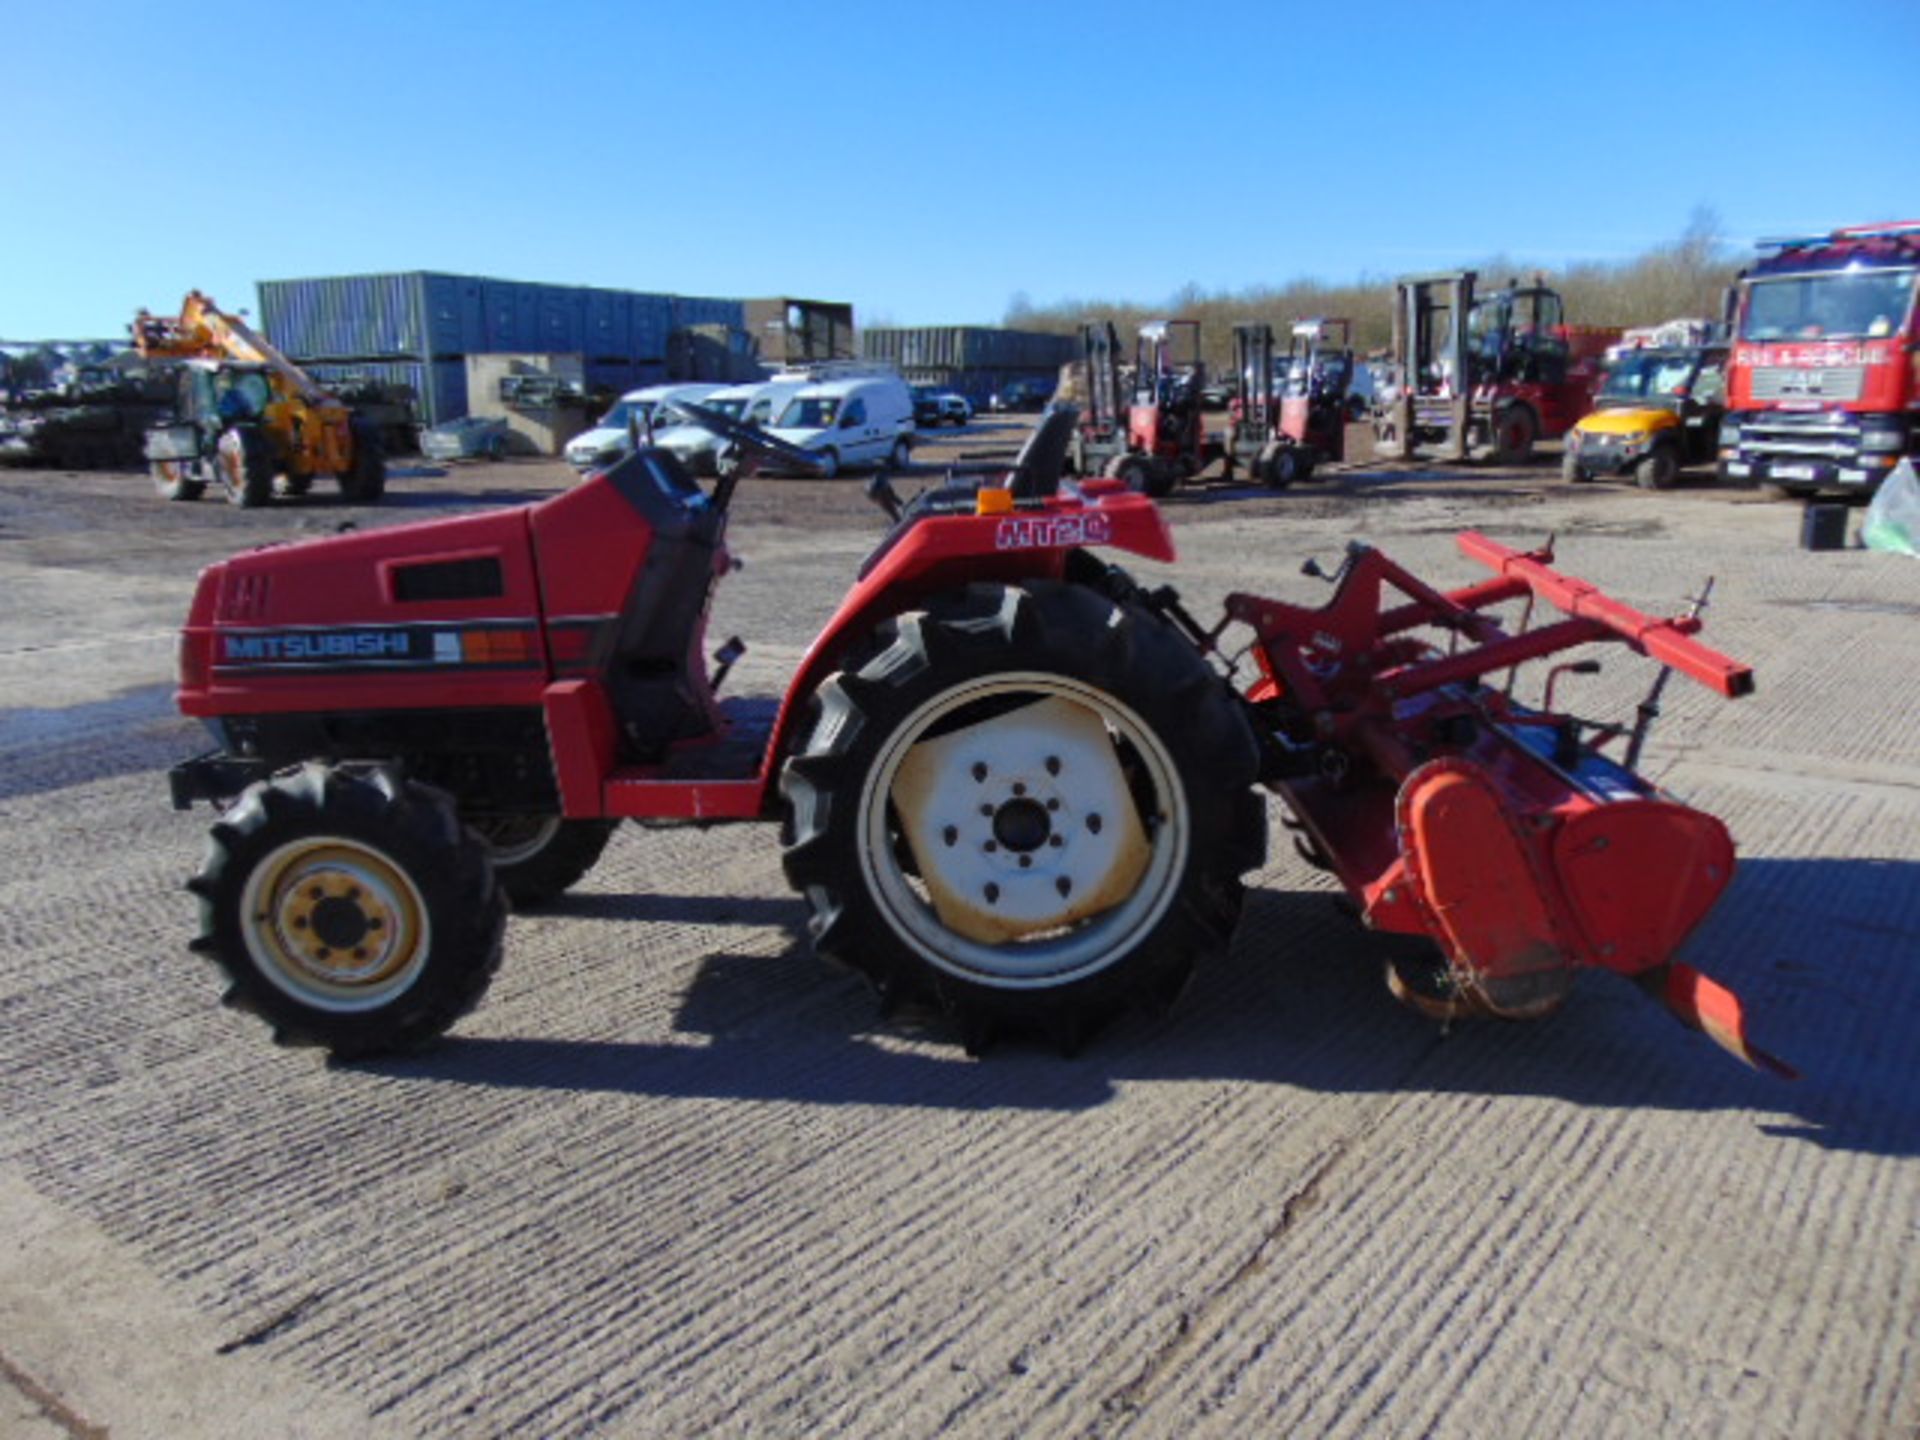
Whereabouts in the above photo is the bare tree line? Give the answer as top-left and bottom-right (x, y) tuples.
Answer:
(1004, 211), (1739, 368)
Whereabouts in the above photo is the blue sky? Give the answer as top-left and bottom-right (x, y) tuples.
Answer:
(5, 0), (1917, 340)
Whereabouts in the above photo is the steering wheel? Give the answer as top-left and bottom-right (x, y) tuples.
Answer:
(671, 400), (825, 496)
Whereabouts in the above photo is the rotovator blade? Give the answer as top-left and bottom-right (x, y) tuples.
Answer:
(1225, 532), (1790, 1076)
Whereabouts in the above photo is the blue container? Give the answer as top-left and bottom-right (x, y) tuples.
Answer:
(258, 272), (738, 385)
(303, 359), (468, 427)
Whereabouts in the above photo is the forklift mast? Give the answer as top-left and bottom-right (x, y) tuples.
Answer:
(1081, 322), (1125, 435)
(1234, 322), (1276, 438)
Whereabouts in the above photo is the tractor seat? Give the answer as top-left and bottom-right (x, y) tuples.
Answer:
(1007, 404), (1079, 499)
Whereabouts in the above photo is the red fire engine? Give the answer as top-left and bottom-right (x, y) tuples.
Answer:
(1720, 221), (1920, 497)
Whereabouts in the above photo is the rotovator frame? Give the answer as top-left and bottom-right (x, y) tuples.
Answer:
(168, 404), (1788, 1075)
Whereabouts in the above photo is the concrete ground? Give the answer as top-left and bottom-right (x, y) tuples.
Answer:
(0, 423), (1915, 1438)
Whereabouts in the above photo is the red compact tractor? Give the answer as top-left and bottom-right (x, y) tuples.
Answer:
(1069, 319), (1222, 496)
(169, 405), (1787, 1075)
(1225, 318), (1357, 487)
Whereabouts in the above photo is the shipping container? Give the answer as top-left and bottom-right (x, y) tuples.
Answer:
(861, 327), (1076, 374)
(303, 359), (468, 428)
(260, 272), (747, 419)
(671, 295), (746, 331)
(264, 274), (698, 363)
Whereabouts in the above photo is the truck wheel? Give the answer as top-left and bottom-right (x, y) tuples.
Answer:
(187, 765), (506, 1057)
(816, 447), (840, 479)
(889, 437), (913, 469)
(337, 427), (387, 503)
(1492, 406), (1537, 464)
(218, 427), (274, 508)
(152, 460), (204, 502)
(781, 582), (1263, 1051)
(278, 471), (314, 497)
(1634, 445), (1679, 490)
(463, 815), (617, 907)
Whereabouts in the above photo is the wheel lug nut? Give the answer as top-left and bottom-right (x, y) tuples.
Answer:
(1046, 756), (1061, 775)
(1048, 835), (1064, 848)
(316, 947), (330, 960)
(1012, 782), (1026, 797)
(309, 886), (324, 901)
(984, 883), (1000, 904)
(1087, 813), (1103, 834)
(1018, 855), (1031, 868)
(368, 917), (384, 931)
(984, 840), (998, 853)
(353, 948), (367, 960)
(1056, 876), (1072, 897)
(1046, 798), (1060, 811)
(980, 803), (994, 816)
(293, 916), (308, 929)
(943, 825), (958, 847)
(972, 761), (988, 782)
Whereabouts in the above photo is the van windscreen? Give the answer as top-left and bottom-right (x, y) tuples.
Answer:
(779, 396), (839, 428)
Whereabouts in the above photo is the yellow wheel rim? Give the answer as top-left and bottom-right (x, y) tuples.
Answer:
(239, 836), (431, 1012)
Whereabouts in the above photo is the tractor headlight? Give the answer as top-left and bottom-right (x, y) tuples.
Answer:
(1718, 419), (1741, 447)
(1859, 425), (1905, 452)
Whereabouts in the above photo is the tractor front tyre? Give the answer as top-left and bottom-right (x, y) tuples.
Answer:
(781, 581), (1264, 1052)
(217, 427), (274, 508)
(187, 764), (506, 1058)
(151, 461), (204, 502)
(1634, 445), (1679, 490)
(1492, 406), (1538, 465)
(463, 815), (618, 907)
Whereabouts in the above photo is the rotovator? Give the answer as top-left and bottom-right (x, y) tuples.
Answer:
(169, 405), (1789, 1075)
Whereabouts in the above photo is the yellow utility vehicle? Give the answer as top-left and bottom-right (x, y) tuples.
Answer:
(134, 291), (385, 506)
(1562, 343), (1727, 489)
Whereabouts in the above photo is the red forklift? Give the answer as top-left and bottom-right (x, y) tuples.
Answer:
(1070, 318), (1221, 496)
(1226, 318), (1355, 487)
(1371, 272), (1614, 464)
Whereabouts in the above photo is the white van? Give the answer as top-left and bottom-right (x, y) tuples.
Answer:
(565, 382), (723, 472)
(764, 371), (915, 477)
(651, 378), (808, 476)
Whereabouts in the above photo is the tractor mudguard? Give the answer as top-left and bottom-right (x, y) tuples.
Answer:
(753, 489), (1177, 801)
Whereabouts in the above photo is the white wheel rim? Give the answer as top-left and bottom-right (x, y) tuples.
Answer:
(239, 835), (432, 1012)
(858, 673), (1189, 989)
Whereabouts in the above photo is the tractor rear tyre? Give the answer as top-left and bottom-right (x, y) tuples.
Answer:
(187, 764), (506, 1057)
(217, 426), (275, 508)
(464, 815), (618, 907)
(781, 581), (1264, 1051)
(1634, 445), (1679, 490)
(1492, 406), (1538, 465)
(152, 460), (204, 502)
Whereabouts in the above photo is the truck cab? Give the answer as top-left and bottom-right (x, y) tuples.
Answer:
(1719, 221), (1920, 497)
